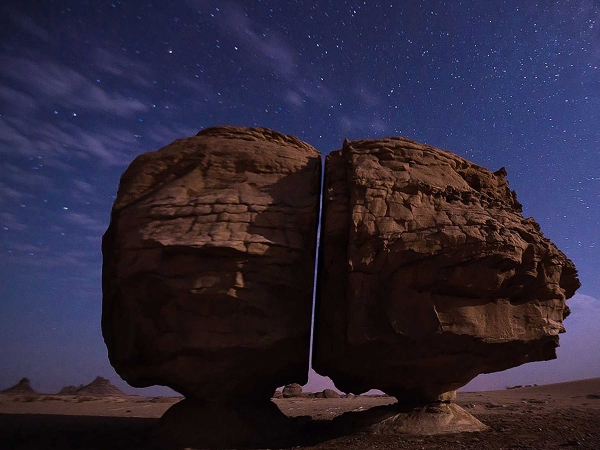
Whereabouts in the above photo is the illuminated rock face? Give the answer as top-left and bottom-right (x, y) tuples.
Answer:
(313, 136), (580, 403)
(102, 126), (321, 401)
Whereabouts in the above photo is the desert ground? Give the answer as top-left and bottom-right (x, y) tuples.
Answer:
(1, 378), (599, 449)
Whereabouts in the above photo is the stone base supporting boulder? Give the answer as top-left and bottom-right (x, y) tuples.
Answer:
(333, 401), (488, 436)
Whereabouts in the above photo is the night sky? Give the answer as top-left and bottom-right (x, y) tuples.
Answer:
(1, 0), (598, 396)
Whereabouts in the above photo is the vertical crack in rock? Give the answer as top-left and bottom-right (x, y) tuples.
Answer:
(103, 128), (581, 444)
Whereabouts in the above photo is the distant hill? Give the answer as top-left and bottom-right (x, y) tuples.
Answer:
(59, 376), (125, 396)
(1, 378), (37, 395)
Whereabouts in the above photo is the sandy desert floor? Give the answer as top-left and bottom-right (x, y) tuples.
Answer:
(1, 378), (599, 449)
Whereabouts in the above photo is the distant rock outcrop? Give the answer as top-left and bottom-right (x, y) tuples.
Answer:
(74, 376), (125, 396)
(1, 378), (37, 395)
(314, 136), (580, 403)
(58, 385), (84, 395)
(314, 389), (340, 399)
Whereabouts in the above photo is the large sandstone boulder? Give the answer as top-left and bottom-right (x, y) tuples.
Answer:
(102, 126), (321, 401)
(314, 137), (580, 403)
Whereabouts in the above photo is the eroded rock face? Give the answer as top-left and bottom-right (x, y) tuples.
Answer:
(102, 126), (321, 401)
(314, 137), (580, 402)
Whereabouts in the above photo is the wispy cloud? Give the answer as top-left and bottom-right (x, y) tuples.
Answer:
(338, 114), (389, 136)
(0, 117), (144, 166)
(0, 119), (36, 156)
(183, 1), (337, 111)
(0, 181), (31, 204)
(1, 162), (55, 191)
(0, 212), (28, 231)
(284, 90), (305, 107)
(1, 56), (149, 117)
(8, 12), (52, 42)
(1, 245), (98, 269)
(0, 86), (39, 112)
(219, 3), (298, 78)
(72, 180), (97, 195)
(354, 83), (382, 107)
(92, 48), (154, 87)
(64, 211), (107, 234)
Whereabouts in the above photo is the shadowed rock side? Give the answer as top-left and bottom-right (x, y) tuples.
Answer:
(314, 136), (580, 404)
(102, 126), (321, 403)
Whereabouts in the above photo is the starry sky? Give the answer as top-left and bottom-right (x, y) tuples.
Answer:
(0, 0), (599, 396)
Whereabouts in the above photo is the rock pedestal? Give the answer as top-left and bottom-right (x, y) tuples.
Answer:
(333, 399), (488, 436)
(313, 137), (580, 403)
(155, 398), (301, 449)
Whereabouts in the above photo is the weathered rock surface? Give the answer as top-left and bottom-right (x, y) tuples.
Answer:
(102, 126), (321, 401)
(1, 378), (37, 395)
(314, 136), (580, 402)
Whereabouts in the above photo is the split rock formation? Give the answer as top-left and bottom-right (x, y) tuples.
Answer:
(102, 127), (579, 445)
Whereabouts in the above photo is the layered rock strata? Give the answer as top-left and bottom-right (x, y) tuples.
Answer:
(313, 136), (580, 403)
(102, 126), (321, 402)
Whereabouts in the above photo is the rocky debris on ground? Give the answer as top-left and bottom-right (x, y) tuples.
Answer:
(313, 136), (580, 404)
(102, 126), (321, 402)
(320, 389), (341, 399)
(1, 378), (37, 395)
(283, 383), (303, 398)
(272, 390), (283, 399)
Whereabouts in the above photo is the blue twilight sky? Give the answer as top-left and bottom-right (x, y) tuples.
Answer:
(0, 0), (598, 396)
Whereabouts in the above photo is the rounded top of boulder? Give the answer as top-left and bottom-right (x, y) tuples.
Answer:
(342, 136), (523, 213)
(113, 126), (321, 212)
